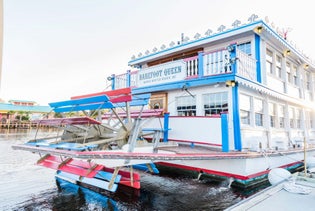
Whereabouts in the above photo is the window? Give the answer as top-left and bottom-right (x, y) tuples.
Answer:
(311, 112), (315, 129)
(278, 105), (285, 128)
(203, 92), (228, 116)
(266, 49), (273, 74)
(254, 98), (263, 126)
(289, 107), (295, 128)
(296, 109), (302, 129)
(306, 72), (311, 90)
(238, 42), (251, 55)
(269, 102), (275, 127)
(286, 62), (291, 83)
(305, 110), (311, 129)
(240, 94), (251, 125)
(293, 66), (298, 86)
(176, 96), (196, 116)
(276, 55), (282, 78)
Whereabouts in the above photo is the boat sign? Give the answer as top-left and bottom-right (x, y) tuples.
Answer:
(138, 60), (186, 87)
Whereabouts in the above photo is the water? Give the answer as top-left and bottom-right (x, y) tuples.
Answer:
(0, 129), (264, 210)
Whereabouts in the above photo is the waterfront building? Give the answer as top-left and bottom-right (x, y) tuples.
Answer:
(0, 99), (51, 123)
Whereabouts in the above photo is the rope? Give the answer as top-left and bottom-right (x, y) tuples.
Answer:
(283, 182), (312, 194)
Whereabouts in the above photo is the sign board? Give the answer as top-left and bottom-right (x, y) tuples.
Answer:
(137, 60), (186, 87)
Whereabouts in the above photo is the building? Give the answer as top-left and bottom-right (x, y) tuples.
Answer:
(0, 99), (51, 122)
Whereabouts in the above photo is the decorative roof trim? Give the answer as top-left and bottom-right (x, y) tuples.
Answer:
(128, 21), (263, 66)
(237, 76), (315, 109)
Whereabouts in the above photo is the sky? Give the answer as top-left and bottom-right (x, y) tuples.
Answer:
(1, 0), (315, 105)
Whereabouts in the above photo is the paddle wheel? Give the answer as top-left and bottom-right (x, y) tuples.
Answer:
(17, 88), (165, 192)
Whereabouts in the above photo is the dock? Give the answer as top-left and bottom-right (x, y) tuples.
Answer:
(0, 121), (50, 129)
(225, 172), (315, 211)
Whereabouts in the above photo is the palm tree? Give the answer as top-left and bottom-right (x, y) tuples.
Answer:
(17, 111), (25, 122)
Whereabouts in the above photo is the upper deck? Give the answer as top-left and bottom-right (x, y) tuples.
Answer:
(109, 16), (315, 106)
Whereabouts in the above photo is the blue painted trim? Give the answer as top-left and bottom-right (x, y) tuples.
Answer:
(255, 34), (262, 82)
(49, 95), (110, 108)
(114, 93), (151, 107)
(53, 102), (114, 113)
(111, 74), (115, 90)
(229, 44), (237, 74)
(0, 103), (51, 112)
(163, 112), (170, 142)
(55, 177), (117, 207)
(132, 163), (159, 174)
(221, 113), (229, 152)
(232, 85), (242, 150)
(198, 51), (204, 78)
(126, 70), (131, 87)
(56, 171), (118, 192)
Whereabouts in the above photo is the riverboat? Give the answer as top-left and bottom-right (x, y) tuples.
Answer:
(13, 14), (315, 192)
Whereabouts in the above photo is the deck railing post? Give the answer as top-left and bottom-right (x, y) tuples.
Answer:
(255, 34), (262, 82)
(126, 70), (131, 87)
(227, 44), (237, 74)
(198, 51), (204, 78)
(111, 74), (115, 90)
(163, 112), (170, 142)
(221, 113), (229, 152)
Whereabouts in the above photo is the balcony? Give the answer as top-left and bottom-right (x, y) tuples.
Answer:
(112, 48), (257, 89)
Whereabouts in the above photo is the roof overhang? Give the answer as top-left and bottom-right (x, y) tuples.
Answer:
(128, 21), (265, 67)
(128, 20), (315, 71)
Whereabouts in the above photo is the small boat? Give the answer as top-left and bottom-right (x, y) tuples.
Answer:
(13, 14), (315, 192)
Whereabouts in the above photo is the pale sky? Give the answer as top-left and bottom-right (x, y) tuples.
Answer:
(1, 0), (314, 105)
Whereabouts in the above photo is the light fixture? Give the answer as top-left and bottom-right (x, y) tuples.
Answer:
(214, 83), (220, 88)
(283, 49), (291, 57)
(304, 64), (309, 69)
(254, 26), (263, 34)
(225, 80), (237, 87)
(227, 45), (235, 52)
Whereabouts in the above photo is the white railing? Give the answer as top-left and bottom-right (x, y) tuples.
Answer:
(114, 48), (257, 89)
(203, 49), (230, 76)
(114, 73), (128, 89)
(237, 49), (256, 80)
(184, 56), (198, 78)
(130, 70), (138, 87)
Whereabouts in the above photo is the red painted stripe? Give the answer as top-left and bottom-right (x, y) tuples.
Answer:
(167, 139), (222, 147)
(32, 117), (101, 125)
(71, 88), (131, 100)
(103, 167), (141, 180)
(119, 180), (140, 189)
(157, 161), (303, 181)
(110, 95), (132, 103)
(38, 160), (61, 169)
(37, 155), (103, 178)
(103, 109), (164, 119)
(169, 115), (221, 119)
